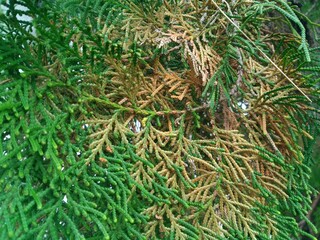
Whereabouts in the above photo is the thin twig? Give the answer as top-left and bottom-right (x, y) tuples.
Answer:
(0, 79), (11, 85)
(299, 193), (320, 229)
(84, 95), (209, 116)
(211, 0), (312, 102)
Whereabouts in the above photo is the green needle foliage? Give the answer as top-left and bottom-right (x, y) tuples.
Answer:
(1, 0), (320, 239)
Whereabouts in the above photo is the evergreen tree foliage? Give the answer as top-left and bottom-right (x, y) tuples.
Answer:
(0, 0), (319, 239)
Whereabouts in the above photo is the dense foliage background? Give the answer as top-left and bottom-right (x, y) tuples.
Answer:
(0, 0), (320, 239)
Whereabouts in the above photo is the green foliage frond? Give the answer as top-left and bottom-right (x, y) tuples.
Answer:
(1, 0), (319, 239)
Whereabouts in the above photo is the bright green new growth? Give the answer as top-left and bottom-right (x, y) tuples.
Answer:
(0, 0), (319, 239)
